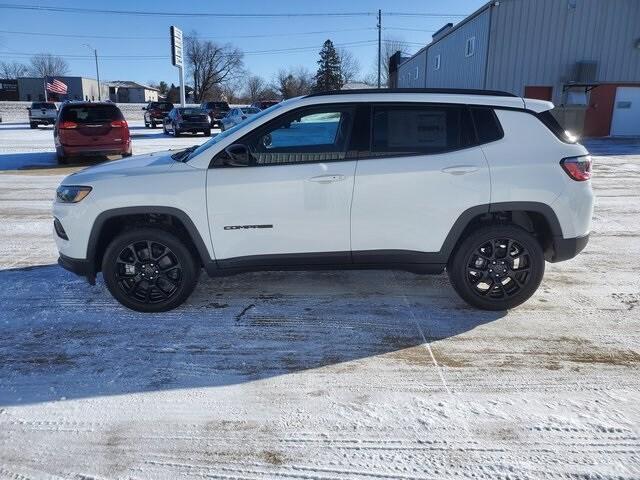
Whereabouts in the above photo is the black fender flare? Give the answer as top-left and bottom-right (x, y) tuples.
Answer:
(86, 206), (214, 275)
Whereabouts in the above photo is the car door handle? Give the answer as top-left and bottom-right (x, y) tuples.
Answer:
(308, 174), (346, 183)
(441, 165), (479, 175)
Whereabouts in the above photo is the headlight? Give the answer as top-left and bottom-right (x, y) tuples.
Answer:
(56, 185), (92, 203)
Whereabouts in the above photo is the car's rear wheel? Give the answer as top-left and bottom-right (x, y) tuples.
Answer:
(102, 228), (199, 312)
(447, 225), (545, 311)
(30, 122), (37, 129)
(151, 121), (157, 128)
(204, 129), (211, 136)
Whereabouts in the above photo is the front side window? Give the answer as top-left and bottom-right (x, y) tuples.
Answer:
(215, 106), (354, 167)
(372, 105), (474, 156)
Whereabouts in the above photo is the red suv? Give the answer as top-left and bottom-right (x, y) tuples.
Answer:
(143, 101), (173, 128)
(54, 102), (131, 164)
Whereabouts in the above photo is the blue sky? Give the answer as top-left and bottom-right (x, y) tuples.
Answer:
(0, 0), (486, 86)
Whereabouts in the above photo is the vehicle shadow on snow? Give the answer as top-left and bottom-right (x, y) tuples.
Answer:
(0, 152), (123, 171)
(0, 264), (505, 406)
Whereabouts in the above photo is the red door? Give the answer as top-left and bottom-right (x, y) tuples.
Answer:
(524, 86), (553, 101)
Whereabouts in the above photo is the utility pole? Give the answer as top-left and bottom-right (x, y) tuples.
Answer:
(377, 9), (382, 88)
(83, 44), (101, 101)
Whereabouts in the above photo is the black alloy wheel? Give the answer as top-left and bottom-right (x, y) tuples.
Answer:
(102, 229), (199, 312)
(448, 225), (544, 310)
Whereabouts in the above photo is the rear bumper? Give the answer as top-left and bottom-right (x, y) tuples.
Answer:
(548, 234), (589, 263)
(177, 122), (210, 131)
(58, 141), (131, 157)
(31, 118), (56, 125)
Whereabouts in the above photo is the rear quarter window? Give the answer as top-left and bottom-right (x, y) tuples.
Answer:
(470, 107), (504, 144)
(535, 110), (577, 143)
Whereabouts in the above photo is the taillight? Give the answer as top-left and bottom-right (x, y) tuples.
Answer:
(110, 120), (128, 128)
(560, 155), (592, 181)
(60, 121), (77, 129)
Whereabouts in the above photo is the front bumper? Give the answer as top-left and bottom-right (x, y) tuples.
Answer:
(58, 253), (95, 283)
(548, 234), (589, 263)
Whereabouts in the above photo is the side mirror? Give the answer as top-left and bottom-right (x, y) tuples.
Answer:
(223, 144), (250, 167)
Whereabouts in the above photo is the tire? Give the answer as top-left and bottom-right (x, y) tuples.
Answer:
(447, 224), (545, 311)
(151, 121), (157, 128)
(144, 122), (150, 128)
(172, 124), (180, 137)
(57, 153), (67, 165)
(162, 123), (168, 135)
(219, 124), (225, 132)
(203, 129), (211, 136)
(102, 228), (199, 313)
(30, 122), (37, 129)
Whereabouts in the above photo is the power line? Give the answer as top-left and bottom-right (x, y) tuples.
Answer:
(0, 27), (376, 41)
(0, 3), (468, 19)
(0, 3), (374, 17)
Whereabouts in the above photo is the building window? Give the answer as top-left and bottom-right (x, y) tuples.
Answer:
(434, 54), (441, 70)
(465, 37), (476, 57)
(414, 66), (419, 80)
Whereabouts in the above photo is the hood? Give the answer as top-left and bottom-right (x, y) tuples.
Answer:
(65, 150), (176, 184)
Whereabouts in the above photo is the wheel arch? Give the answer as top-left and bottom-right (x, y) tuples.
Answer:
(440, 202), (562, 263)
(86, 206), (213, 276)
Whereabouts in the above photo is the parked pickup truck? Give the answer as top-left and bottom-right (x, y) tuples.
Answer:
(28, 102), (58, 128)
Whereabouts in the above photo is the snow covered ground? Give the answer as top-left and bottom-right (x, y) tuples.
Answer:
(0, 125), (639, 479)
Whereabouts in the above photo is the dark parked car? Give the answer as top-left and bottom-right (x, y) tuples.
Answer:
(143, 101), (173, 128)
(163, 107), (211, 137)
(54, 102), (131, 164)
(250, 99), (279, 110)
(200, 101), (230, 128)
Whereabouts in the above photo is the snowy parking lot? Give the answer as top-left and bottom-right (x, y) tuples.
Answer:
(0, 123), (639, 479)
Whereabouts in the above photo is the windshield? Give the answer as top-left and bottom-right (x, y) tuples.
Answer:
(184, 101), (288, 161)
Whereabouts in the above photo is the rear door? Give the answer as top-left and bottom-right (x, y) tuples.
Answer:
(350, 103), (491, 261)
(59, 104), (124, 146)
(206, 104), (357, 265)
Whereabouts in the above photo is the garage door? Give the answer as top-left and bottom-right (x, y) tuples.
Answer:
(610, 87), (640, 136)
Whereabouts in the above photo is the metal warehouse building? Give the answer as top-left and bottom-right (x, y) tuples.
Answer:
(393, 0), (640, 137)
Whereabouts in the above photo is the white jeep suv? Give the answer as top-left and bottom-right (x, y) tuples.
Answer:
(53, 89), (594, 312)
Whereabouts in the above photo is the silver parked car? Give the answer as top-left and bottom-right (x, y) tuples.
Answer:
(220, 107), (260, 131)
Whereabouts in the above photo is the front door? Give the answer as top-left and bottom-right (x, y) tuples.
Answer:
(206, 105), (357, 266)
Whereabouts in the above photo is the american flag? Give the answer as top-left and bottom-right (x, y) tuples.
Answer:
(45, 76), (68, 95)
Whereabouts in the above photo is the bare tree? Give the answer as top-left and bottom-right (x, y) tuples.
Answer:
(28, 54), (69, 77)
(185, 33), (244, 102)
(366, 37), (409, 87)
(273, 67), (313, 99)
(337, 48), (360, 85)
(0, 60), (28, 79)
(244, 75), (266, 103)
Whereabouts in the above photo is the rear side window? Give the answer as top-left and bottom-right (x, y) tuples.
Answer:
(61, 105), (124, 123)
(536, 110), (577, 143)
(471, 107), (503, 144)
(372, 105), (475, 155)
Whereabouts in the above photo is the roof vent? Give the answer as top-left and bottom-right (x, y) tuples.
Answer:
(432, 23), (454, 41)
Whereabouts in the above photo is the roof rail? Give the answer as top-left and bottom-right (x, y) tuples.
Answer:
(306, 88), (518, 98)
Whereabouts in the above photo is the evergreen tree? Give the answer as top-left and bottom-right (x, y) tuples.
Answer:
(314, 40), (343, 92)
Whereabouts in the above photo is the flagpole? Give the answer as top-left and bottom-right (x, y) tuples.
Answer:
(44, 76), (48, 102)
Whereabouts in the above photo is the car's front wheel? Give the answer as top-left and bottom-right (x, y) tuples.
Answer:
(447, 225), (545, 311)
(102, 228), (199, 312)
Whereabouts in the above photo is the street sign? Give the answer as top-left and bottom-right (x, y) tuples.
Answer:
(170, 26), (183, 67)
(170, 25), (186, 107)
